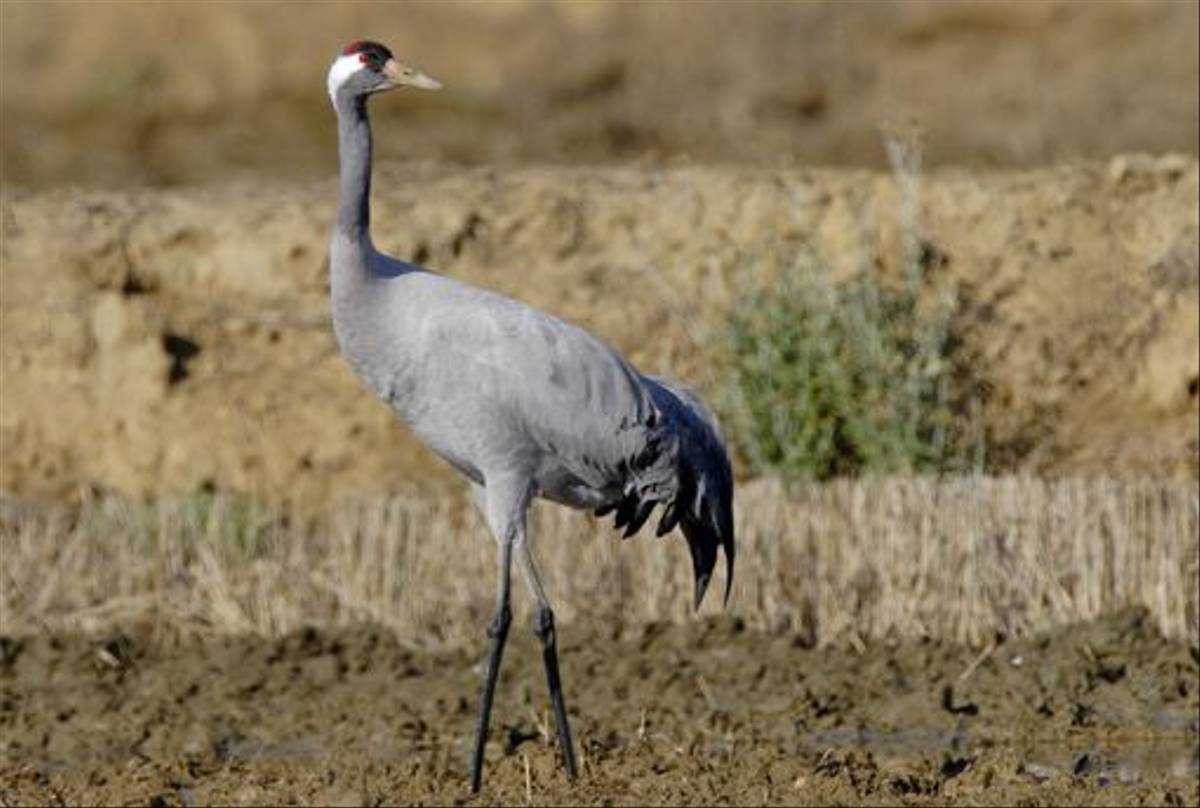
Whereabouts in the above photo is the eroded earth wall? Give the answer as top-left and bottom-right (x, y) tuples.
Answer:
(2, 159), (1197, 506)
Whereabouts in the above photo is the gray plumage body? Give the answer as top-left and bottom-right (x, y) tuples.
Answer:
(331, 238), (651, 506)
(332, 232), (733, 586)
(329, 110), (733, 603)
(326, 40), (733, 791)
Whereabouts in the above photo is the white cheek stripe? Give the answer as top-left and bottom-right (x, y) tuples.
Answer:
(327, 53), (364, 103)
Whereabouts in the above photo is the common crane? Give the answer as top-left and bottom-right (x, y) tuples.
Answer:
(326, 40), (735, 793)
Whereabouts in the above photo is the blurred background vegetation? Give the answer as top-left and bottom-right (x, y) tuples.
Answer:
(2, 0), (1197, 188)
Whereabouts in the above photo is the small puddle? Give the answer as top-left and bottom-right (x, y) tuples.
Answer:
(1019, 738), (1199, 784)
(797, 728), (1199, 783)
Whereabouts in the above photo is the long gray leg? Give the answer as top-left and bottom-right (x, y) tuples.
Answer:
(469, 478), (532, 793)
(469, 536), (513, 794)
(517, 541), (578, 779)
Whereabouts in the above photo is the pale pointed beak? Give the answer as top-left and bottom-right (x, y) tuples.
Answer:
(383, 58), (443, 91)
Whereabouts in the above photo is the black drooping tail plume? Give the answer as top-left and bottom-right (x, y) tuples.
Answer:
(595, 376), (735, 609)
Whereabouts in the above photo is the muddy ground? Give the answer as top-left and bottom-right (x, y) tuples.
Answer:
(1, 610), (1196, 806)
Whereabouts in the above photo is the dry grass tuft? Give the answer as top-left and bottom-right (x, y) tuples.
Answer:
(2, 476), (1196, 648)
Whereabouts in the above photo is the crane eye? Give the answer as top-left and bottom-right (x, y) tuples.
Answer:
(357, 51), (388, 73)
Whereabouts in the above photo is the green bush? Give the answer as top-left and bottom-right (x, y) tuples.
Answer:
(714, 243), (970, 481)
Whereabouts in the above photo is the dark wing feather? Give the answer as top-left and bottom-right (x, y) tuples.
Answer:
(594, 375), (735, 609)
(622, 498), (656, 539)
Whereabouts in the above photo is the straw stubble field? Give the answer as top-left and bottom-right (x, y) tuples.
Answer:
(3, 477), (1198, 648)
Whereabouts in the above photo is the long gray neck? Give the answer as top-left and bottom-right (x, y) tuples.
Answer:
(335, 93), (373, 241)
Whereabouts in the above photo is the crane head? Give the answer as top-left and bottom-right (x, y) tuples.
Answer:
(327, 40), (442, 105)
